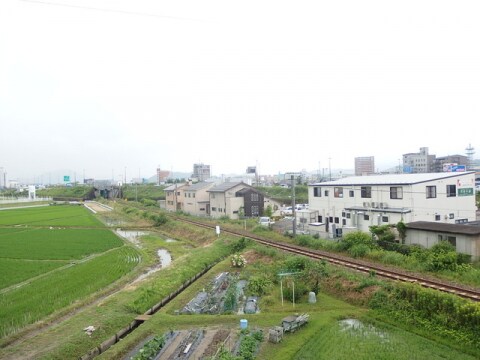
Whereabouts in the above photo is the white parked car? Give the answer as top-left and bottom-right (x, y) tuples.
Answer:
(281, 204), (306, 216)
(259, 217), (275, 226)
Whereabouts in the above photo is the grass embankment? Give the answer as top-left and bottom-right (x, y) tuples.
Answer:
(122, 184), (166, 201)
(36, 185), (94, 200)
(100, 244), (478, 360)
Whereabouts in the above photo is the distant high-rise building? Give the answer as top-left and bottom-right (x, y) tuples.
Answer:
(354, 157), (375, 176)
(192, 163), (211, 181)
(402, 147), (435, 173)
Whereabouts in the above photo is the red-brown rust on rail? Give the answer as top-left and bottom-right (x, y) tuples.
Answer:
(173, 216), (480, 302)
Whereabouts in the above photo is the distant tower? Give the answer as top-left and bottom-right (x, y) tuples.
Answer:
(465, 144), (475, 170)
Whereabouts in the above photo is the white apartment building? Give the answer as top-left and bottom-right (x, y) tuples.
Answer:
(308, 172), (477, 237)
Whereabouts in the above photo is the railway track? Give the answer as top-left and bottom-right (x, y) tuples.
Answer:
(176, 216), (480, 302)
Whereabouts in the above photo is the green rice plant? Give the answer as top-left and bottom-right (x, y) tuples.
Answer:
(0, 258), (66, 289)
(0, 228), (123, 260)
(291, 319), (478, 360)
(0, 246), (140, 338)
(0, 205), (103, 227)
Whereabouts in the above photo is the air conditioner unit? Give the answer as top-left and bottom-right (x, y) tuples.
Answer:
(363, 202), (371, 208)
(371, 202), (378, 208)
(380, 202), (388, 209)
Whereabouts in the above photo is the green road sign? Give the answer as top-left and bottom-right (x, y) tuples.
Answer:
(64, 176), (70, 182)
(458, 188), (474, 196)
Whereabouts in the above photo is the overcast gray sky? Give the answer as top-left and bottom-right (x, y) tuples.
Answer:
(1, 0), (479, 183)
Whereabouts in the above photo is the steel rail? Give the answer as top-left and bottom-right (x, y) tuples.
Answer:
(174, 216), (480, 302)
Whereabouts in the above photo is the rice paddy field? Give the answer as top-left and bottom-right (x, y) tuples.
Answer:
(0, 204), (140, 339)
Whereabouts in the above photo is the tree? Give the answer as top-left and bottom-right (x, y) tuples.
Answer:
(302, 260), (328, 294)
(263, 205), (273, 217)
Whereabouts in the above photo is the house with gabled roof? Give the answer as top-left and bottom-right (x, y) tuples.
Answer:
(183, 181), (216, 217)
(207, 182), (265, 219)
(164, 183), (188, 212)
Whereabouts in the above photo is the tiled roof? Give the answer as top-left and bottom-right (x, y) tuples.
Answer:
(184, 181), (214, 191)
(208, 182), (246, 192)
(406, 221), (480, 235)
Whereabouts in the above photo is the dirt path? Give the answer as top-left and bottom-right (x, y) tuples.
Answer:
(157, 331), (189, 359)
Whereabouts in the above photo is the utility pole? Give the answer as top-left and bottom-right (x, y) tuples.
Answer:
(328, 158), (332, 181)
(292, 174), (296, 237)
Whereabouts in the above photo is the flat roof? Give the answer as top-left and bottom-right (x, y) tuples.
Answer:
(309, 172), (475, 187)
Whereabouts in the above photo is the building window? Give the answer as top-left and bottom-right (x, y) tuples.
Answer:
(361, 186), (372, 198)
(212, 207), (217, 211)
(334, 187), (343, 198)
(324, 190), (329, 196)
(334, 217), (340, 224)
(346, 213), (351, 219)
(382, 216), (389, 222)
(390, 187), (403, 199)
(448, 236), (456, 247)
(318, 215), (323, 223)
(251, 205), (259, 216)
(349, 190), (354, 197)
(449, 213), (454, 219)
(435, 214), (441, 221)
(364, 214), (370, 221)
(446, 185), (456, 197)
(439, 234), (456, 248)
(342, 219), (346, 225)
(251, 193), (259, 201)
(341, 211), (345, 218)
(314, 187), (321, 197)
(329, 216), (333, 223)
(426, 186), (436, 199)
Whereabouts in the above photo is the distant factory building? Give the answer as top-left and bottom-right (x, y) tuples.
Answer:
(156, 167), (170, 185)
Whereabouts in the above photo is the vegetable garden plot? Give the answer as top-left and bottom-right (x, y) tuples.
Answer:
(181, 272), (259, 315)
